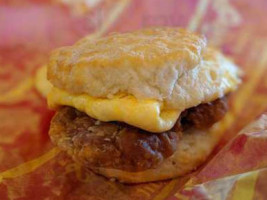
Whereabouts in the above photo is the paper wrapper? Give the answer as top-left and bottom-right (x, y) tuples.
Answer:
(1, 0), (267, 199)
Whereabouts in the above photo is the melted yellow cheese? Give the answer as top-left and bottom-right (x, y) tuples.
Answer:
(48, 87), (181, 133)
(34, 66), (53, 97)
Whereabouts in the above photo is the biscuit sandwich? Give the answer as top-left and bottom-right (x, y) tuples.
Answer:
(45, 27), (241, 183)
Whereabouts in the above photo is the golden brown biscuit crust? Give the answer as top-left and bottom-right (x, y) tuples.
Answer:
(48, 27), (207, 99)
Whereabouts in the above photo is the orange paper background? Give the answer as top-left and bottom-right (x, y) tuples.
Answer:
(1, 0), (267, 199)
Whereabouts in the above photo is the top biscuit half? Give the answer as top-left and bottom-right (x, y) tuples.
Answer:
(47, 27), (208, 100)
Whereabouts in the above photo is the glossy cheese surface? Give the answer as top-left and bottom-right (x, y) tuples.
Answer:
(48, 87), (180, 133)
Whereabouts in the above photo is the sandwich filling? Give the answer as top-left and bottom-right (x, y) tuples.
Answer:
(49, 96), (227, 172)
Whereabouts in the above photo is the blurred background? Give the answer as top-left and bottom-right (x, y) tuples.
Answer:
(1, 1), (267, 199)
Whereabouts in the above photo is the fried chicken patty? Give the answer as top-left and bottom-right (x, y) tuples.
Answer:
(49, 97), (228, 172)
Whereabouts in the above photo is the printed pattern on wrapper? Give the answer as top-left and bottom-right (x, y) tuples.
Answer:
(1, 0), (267, 199)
